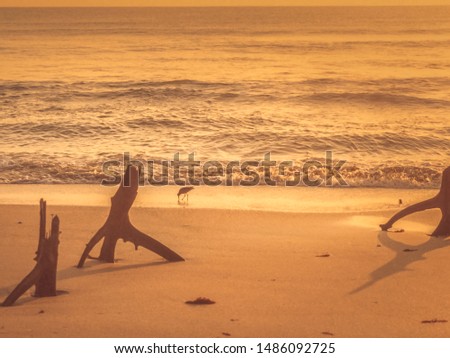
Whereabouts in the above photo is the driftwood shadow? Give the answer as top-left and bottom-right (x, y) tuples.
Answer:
(59, 260), (170, 280)
(351, 231), (450, 294)
(0, 260), (173, 305)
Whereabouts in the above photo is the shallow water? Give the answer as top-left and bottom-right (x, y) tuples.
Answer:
(0, 184), (437, 214)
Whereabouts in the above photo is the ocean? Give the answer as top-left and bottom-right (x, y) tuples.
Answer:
(0, 6), (449, 187)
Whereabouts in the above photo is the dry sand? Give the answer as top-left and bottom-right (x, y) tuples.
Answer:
(0, 189), (449, 337)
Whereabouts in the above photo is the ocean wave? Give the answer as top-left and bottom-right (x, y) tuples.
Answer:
(0, 122), (116, 139)
(0, 77), (448, 183)
(2, 78), (449, 106)
(0, 76), (450, 99)
(299, 77), (450, 88)
(101, 79), (232, 88)
(230, 40), (450, 53)
(303, 92), (450, 107)
(0, 154), (445, 189)
(127, 117), (189, 129)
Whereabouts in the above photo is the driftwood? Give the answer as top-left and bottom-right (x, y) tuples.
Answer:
(2, 199), (60, 306)
(77, 165), (184, 268)
(380, 166), (450, 236)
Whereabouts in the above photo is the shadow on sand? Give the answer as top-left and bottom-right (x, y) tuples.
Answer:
(0, 259), (173, 303)
(351, 231), (450, 294)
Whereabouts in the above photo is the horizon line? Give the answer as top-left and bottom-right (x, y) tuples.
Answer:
(1, 5), (450, 8)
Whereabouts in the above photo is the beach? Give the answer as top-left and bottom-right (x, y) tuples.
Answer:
(1, 186), (449, 338)
(0, 5), (449, 341)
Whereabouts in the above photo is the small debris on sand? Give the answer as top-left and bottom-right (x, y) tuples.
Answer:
(316, 254), (330, 258)
(388, 228), (405, 233)
(230, 319), (239, 322)
(38, 310), (45, 314)
(377, 244), (381, 247)
(185, 297), (216, 305)
(403, 248), (418, 252)
(17, 221), (22, 224)
(322, 331), (334, 336)
(222, 332), (231, 336)
(421, 319), (447, 324)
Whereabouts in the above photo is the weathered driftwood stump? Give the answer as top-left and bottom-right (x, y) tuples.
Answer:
(2, 199), (60, 307)
(381, 166), (450, 237)
(77, 165), (184, 268)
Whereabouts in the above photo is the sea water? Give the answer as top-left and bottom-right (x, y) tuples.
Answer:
(0, 7), (449, 187)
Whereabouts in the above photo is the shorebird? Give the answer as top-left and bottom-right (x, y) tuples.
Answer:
(177, 186), (194, 204)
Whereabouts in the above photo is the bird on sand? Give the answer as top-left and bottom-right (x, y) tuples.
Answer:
(177, 186), (194, 204)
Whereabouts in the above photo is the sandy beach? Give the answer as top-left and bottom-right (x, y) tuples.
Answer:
(1, 4), (449, 347)
(0, 186), (449, 338)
